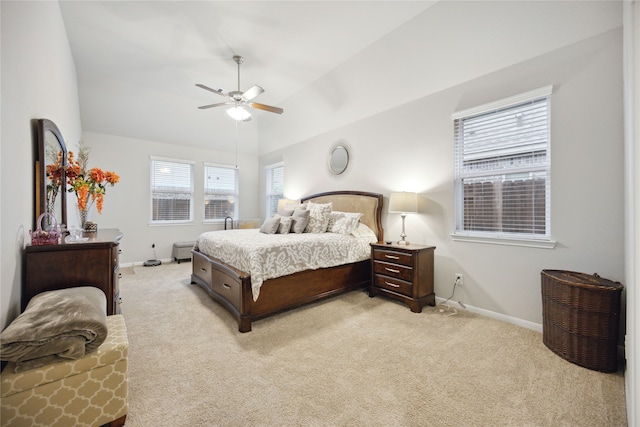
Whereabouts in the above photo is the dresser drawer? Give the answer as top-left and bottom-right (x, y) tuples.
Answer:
(373, 274), (412, 296)
(373, 248), (413, 266)
(373, 260), (413, 282)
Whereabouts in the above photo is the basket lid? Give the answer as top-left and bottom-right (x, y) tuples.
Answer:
(541, 270), (623, 290)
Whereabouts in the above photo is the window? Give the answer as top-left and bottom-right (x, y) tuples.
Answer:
(150, 157), (194, 223)
(204, 163), (238, 220)
(265, 162), (284, 217)
(453, 86), (553, 247)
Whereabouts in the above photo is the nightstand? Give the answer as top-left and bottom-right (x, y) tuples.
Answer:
(369, 243), (435, 312)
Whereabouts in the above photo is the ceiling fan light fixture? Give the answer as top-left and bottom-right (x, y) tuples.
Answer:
(226, 106), (251, 121)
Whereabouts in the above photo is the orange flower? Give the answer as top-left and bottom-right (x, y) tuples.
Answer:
(89, 167), (106, 183)
(105, 171), (120, 184)
(77, 185), (89, 211)
(95, 193), (104, 214)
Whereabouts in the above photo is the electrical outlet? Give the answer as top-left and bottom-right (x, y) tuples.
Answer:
(455, 274), (464, 286)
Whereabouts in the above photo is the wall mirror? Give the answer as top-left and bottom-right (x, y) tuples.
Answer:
(328, 144), (350, 175)
(35, 119), (67, 229)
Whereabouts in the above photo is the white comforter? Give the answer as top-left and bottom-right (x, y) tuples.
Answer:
(195, 229), (377, 301)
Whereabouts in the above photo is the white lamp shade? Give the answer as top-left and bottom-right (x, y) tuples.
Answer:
(277, 198), (297, 211)
(388, 192), (418, 213)
(227, 106), (251, 121)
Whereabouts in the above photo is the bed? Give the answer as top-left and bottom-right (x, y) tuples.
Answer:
(190, 190), (384, 332)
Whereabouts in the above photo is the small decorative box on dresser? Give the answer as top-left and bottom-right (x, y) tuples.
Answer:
(23, 228), (124, 315)
(370, 243), (435, 312)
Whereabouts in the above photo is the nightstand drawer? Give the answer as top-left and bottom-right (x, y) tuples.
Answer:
(373, 260), (413, 282)
(373, 274), (412, 295)
(373, 249), (413, 266)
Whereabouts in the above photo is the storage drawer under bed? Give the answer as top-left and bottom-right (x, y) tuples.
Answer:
(192, 251), (242, 310)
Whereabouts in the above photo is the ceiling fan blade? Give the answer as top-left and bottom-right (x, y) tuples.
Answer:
(242, 85), (264, 101)
(250, 102), (284, 114)
(195, 83), (229, 98)
(198, 102), (229, 109)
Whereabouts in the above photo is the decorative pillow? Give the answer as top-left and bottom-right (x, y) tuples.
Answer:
(277, 216), (293, 234)
(351, 222), (377, 239)
(327, 211), (363, 235)
(290, 208), (310, 233)
(259, 216), (281, 234)
(304, 202), (333, 233)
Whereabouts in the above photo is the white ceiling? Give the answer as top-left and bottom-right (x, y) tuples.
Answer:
(59, 1), (434, 154)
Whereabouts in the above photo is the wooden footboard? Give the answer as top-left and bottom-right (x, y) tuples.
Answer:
(191, 249), (371, 332)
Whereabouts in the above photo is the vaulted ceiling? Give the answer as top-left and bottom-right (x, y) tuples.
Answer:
(59, 1), (434, 155)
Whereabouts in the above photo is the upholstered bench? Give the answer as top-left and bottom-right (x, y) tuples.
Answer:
(1, 315), (128, 427)
(172, 241), (194, 263)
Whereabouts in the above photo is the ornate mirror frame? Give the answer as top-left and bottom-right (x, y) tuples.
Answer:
(35, 119), (67, 229)
(328, 143), (350, 175)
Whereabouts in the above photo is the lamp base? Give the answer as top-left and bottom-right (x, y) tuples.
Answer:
(397, 240), (409, 246)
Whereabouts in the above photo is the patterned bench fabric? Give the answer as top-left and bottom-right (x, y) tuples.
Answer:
(1, 315), (128, 427)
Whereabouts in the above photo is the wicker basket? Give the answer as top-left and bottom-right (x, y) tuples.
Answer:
(541, 270), (623, 372)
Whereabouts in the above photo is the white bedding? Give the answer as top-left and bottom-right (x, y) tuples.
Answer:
(194, 228), (377, 301)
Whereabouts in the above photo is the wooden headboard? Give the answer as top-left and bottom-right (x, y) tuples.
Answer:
(301, 190), (384, 241)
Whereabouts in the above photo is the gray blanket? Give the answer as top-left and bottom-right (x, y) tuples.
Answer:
(0, 286), (108, 372)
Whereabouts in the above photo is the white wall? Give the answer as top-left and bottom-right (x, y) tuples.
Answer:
(0, 1), (82, 329)
(260, 27), (624, 327)
(80, 132), (260, 265)
(259, 0), (622, 156)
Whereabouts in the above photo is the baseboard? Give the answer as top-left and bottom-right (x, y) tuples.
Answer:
(435, 296), (543, 333)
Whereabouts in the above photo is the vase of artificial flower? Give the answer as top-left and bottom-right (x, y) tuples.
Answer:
(65, 141), (120, 230)
(77, 201), (94, 230)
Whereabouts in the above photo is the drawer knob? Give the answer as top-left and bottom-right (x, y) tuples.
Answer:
(384, 255), (400, 260)
(385, 267), (400, 274)
(223, 283), (231, 289)
(384, 281), (400, 288)
(200, 267), (207, 273)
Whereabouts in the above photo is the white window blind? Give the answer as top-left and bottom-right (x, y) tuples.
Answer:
(266, 162), (284, 217)
(150, 158), (194, 223)
(204, 163), (238, 220)
(453, 86), (552, 243)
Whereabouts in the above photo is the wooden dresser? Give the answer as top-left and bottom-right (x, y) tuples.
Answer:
(370, 243), (435, 312)
(23, 229), (123, 315)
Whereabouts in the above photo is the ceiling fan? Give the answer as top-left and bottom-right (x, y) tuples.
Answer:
(196, 55), (283, 121)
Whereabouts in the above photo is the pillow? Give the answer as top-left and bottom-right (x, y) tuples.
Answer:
(290, 207), (310, 234)
(327, 211), (363, 235)
(351, 222), (377, 239)
(304, 202), (333, 233)
(277, 216), (293, 234)
(259, 216), (281, 234)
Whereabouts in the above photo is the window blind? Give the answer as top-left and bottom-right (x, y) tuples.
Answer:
(150, 158), (194, 222)
(266, 163), (284, 217)
(204, 164), (238, 220)
(453, 87), (551, 240)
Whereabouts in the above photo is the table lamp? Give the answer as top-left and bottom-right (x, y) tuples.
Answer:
(388, 192), (418, 245)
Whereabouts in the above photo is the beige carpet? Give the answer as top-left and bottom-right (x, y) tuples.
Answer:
(119, 262), (626, 426)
